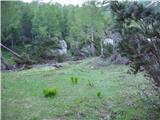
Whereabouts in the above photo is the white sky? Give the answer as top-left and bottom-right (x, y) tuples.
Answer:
(22, 0), (85, 5)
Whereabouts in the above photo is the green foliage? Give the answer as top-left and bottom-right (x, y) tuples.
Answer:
(96, 91), (102, 98)
(110, 1), (160, 87)
(88, 80), (94, 87)
(134, 96), (142, 105)
(2, 50), (16, 65)
(1, 1), (22, 48)
(70, 77), (78, 84)
(1, 1), (112, 62)
(71, 76), (74, 83)
(67, 2), (112, 55)
(30, 117), (39, 120)
(56, 53), (72, 62)
(43, 88), (57, 97)
(103, 44), (113, 58)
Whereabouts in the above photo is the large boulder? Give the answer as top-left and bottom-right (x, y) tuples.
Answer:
(107, 31), (121, 49)
(41, 39), (69, 62)
(58, 40), (67, 55)
(104, 31), (129, 64)
(101, 38), (114, 58)
(80, 43), (96, 57)
(111, 51), (129, 64)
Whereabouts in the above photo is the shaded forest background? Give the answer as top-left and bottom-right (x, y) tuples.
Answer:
(1, 0), (160, 88)
(1, 1), (112, 62)
(2, 0), (160, 87)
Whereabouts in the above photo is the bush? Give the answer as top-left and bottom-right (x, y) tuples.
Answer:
(88, 80), (94, 87)
(43, 88), (57, 97)
(70, 77), (78, 84)
(56, 53), (72, 62)
(96, 91), (102, 97)
(102, 44), (113, 58)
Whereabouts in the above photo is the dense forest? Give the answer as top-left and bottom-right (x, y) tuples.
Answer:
(2, 1), (112, 63)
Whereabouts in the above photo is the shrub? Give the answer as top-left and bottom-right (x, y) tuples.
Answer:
(56, 53), (72, 62)
(102, 44), (113, 58)
(88, 80), (94, 87)
(96, 91), (102, 97)
(71, 76), (74, 83)
(70, 77), (78, 84)
(43, 88), (57, 97)
(74, 77), (78, 84)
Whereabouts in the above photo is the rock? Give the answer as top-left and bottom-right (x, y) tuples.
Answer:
(111, 51), (129, 65)
(105, 30), (129, 64)
(103, 38), (114, 45)
(81, 43), (96, 57)
(58, 40), (67, 55)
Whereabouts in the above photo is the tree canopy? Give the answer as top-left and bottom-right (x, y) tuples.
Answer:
(110, 1), (160, 87)
(1, 1), (111, 61)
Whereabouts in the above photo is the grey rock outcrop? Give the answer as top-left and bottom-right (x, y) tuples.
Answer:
(58, 40), (67, 55)
(104, 31), (129, 64)
(81, 43), (96, 57)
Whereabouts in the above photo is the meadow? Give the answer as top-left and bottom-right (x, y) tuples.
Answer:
(1, 57), (152, 120)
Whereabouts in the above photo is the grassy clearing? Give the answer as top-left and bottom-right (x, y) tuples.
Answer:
(2, 57), (151, 120)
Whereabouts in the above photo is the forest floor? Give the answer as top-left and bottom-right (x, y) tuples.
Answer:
(1, 57), (155, 120)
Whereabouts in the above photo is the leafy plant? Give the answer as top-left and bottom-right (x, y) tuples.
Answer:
(75, 98), (83, 105)
(71, 77), (74, 83)
(70, 77), (78, 84)
(43, 88), (57, 97)
(96, 91), (102, 98)
(88, 80), (94, 87)
(75, 77), (78, 84)
(30, 117), (39, 120)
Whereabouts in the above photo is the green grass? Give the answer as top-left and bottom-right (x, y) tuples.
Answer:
(2, 57), (151, 120)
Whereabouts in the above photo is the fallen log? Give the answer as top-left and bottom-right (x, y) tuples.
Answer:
(0, 43), (23, 60)
(1, 43), (33, 70)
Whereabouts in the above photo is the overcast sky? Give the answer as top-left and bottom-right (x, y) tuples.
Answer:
(22, 0), (85, 5)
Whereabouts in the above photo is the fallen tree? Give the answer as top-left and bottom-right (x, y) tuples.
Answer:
(1, 43), (23, 60)
(1, 43), (33, 70)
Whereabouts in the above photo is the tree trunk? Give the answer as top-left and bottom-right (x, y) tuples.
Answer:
(0, 43), (23, 60)
(100, 38), (104, 57)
